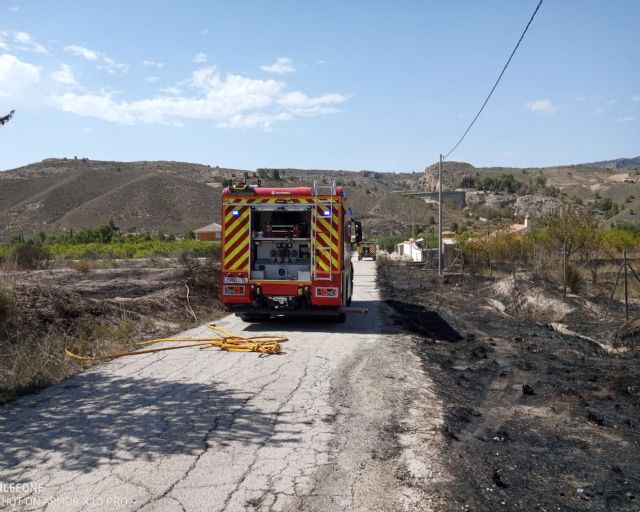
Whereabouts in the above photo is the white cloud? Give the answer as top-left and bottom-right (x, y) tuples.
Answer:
(525, 99), (557, 115)
(51, 64), (77, 85)
(277, 91), (349, 115)
(0, 54), (40, 101)
(98, 56), (128, 74)
(54, 92), (136, 124)
(316, 60), (325, 65)
(1, 30), (48, 54)
(260, 57), (295, 74)
(617, 116), (636, 123)
(65, 44), (127, 73)
(192, 52), (208, 63)
(142, 60), (164, 69)
(633, 95), (640, 103)
(52, 66), (349, 129)
(217, 112), (293, 129)
(8, 6), (19, 12)
(145, 75), (159, 83)
(65, 45), (99, 61)
(161, 86), (182, 96)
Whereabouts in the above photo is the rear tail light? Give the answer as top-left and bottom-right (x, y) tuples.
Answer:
(223, 285), (245, 295)
(315, 287), (338, 297)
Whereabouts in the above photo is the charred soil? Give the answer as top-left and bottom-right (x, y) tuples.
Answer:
(379, 263), (640, 512)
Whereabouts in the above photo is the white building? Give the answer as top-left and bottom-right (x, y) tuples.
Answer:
(396, 238), (425, 262)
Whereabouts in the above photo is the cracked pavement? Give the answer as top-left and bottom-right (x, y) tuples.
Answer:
(0, 258), (446, 512)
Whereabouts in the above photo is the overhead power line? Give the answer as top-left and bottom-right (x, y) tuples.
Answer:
(443, 0), (543, 160)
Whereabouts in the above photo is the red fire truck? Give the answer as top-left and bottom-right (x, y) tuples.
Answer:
(219, 179), (363, 322)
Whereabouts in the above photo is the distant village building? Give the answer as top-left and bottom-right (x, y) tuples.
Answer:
(396, 238), (425, 262)
(486, 216), (532, 238)
(508, 215), (532, 235)
(194, 222), (222, 241)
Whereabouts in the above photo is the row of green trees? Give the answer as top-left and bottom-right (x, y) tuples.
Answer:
(459, 173), (524, 193)
(1, 222), (216, 268)
(459, 205), (640, 287)
(9, 221), (197, 247)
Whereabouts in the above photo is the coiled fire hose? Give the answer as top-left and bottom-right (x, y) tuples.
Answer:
(64, 323), (287, 361)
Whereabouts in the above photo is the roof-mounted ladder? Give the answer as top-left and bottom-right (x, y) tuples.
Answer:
(312, 180), (337, 197)
(311, 180), (337, 281)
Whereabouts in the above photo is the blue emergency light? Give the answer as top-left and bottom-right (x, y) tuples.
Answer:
(322, 210), (331, 217)
(232, 210), (240, 217)
(348, 208), (353, 215)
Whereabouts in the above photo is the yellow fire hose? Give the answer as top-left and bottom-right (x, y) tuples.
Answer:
(64, 323), (287, 361)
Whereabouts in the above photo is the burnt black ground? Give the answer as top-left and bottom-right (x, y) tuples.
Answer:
(378, 263), (640, 512)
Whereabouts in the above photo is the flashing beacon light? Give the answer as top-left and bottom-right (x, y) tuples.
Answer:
(322, 210), (331, 217)
(232, 210), (240, 217)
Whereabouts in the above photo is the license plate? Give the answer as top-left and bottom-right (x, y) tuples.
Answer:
(224, 277), (248, 284)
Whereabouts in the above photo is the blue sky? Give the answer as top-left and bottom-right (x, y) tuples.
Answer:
(1, 0), (639, 172)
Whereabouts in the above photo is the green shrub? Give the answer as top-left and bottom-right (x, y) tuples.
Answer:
(9, 243), (51, 270)
(377, 234), (408, 253)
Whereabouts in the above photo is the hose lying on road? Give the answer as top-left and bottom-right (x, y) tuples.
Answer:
(65, 323), (287, 361)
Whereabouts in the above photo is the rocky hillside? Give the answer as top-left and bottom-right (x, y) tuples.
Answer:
(1, 155), (639, 241)
(415, 156), (640, 227)
(0, 159), (431, 240)
(418, 161), (475, 192)
(577, 157), (640, 171)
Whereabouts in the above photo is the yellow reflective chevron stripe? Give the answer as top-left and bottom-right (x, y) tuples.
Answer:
(316, 231), (340, 268)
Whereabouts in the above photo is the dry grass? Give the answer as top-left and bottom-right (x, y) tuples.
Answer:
(0, 254), (223, 404)
(0, 315), (137, 404)
(68, 259), (119, 272)
(0, 286), (14, 325)
(375, 253), (404, 268)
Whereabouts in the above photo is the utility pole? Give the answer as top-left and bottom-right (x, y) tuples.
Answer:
(624, 250), (629, 321)
(438, 154), (443, 275)
(562, 242), (567, 298)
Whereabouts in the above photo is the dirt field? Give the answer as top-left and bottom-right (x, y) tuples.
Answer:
(379, 262), (640, 512)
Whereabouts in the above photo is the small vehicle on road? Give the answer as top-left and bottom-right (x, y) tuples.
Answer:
(356, 241), (377, 261)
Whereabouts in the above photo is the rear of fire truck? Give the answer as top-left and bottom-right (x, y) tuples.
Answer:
(219, 179), (359, 322)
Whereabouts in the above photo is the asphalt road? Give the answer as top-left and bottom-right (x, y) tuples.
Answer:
(0, 258), (446, 512)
